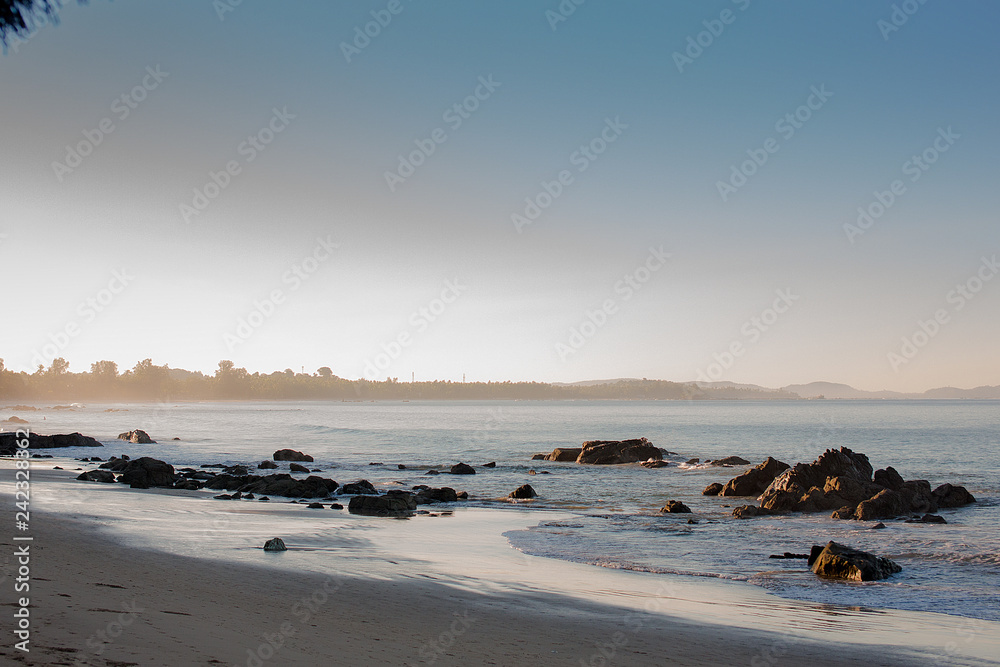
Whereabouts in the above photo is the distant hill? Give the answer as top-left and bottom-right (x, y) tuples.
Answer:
(781, 382), (909, 399)
(923, 385), (1000, 399)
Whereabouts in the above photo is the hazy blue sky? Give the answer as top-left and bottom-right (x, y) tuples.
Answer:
(2, 0), (998, 391)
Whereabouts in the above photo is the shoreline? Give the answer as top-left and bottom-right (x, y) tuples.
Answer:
(4, 463), (1000, 665)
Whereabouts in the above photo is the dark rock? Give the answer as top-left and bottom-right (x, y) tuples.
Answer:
(685, 458), (700, 465)
(76, 470), (115, 483)
(509, 484), (537, 500)
(932, 483), (976, 508)
(348, 494), (417, 516)
(214, 494), (233, 500)
(899, 480), (938, 514)
(576, 438), (661, 465)
(855, 489), (907, 521)
(243, 493), (254, 499)
(117, 429), (155, 444)
(339, 480), (377, 495)
(661, 500), (692, 514)
(732, 504), (769, 519)
(307, 502), (324, 509)
(258, 460), (278, 469)
(425, 470), (440, 475)
(273, 449), (314, 462)
(201, 463), (225, 468)
(0, 431), (103, 455)
(531, 454), (546, 460)
(329, 503), (344, 510)
(702, 482), (724, 496)
(830, 505), (856, 520)
(687, 518), (699, 524)
(808, 541), (902, 581)
(871, 522), (886, 529)
(119, 457), (176, 488)
(906, 514), (947, 524)
(220, 473), (339, 498)
(368, 462), (383, 466)
(259, 496), (270, 501)
(769, 552), (810, 559)
(449, 462), (476, 475)
(415, 487), (459, 503)
(874, 466), (905, 490)
(720, 457), (790, 496)
(397, 464), (407, 470)
(172, 479), (203, 491)
(710, 456), (751, 467)
(289, 463), (310, 473)
(641, 460), (670, 468)
(482, 462), (496, 468)
(224, 465), (249, 476)
(263, 538), (286, 551)
(456, 491), (468, 499)
(544, 448), (582, 462)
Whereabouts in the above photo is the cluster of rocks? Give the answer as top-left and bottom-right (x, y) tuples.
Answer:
(0, 432), (102, 455)
(704, 448), (975, 521)
(533, 438), (663, 465)
(76, 454), (471, 515)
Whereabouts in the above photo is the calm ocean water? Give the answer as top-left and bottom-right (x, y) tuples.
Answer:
(14, 399), (1000, 621)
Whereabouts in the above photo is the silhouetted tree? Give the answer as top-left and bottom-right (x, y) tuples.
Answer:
(317, 366), (333, 378)
(0, 0), (88, 47)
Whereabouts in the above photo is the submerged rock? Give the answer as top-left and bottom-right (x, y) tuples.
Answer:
(808, 541), (901, 581)
(273, 449), (313, 462)
(640, 460), (670, 468)
(289, 463), (310, 473)
(577, 438), (661, 465)
(449, 462), (476, 475)
(661, 500), (691, 514)
(258, 460), (278, 469)
(709, 456), (751, 467)
(508, 484), (537, 500)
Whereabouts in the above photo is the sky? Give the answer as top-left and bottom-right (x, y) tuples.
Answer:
(1, 0), (998, 392)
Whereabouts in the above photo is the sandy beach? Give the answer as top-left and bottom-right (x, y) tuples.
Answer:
(3, 462), (999, 666)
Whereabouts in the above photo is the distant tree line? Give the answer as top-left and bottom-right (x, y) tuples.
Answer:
(0, 358), (801, 402)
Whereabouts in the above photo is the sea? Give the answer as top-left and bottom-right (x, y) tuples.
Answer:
(10, 399), (999, 623)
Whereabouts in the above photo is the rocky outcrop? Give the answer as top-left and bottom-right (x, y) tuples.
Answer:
(118, 457), (176, 489)
(289, 463), (310, 473)
(544, 448), (582, 462)
(273, 449), (313, 462)
(702, 482), (724, 496)
(0, 432), (103, 454)
(709, 456), (751, 466)
(263, 538), (287, 552)
(932, 483), (976, 508)
(719, 457), (789, 496)
(808, 541), (901, 581)
(576, 438), (661, 465)
(348, 493), (417, 516)
(724, 447), (975, 522)
(257, 460), (278, 469)
(661, 500), (691, 513)
(76, 470), (116, 483)
(509, 484), (537, 500)
(449, 462), (476, 475)
(117, 429), (155, 444)
(640, 460), (670, 468)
